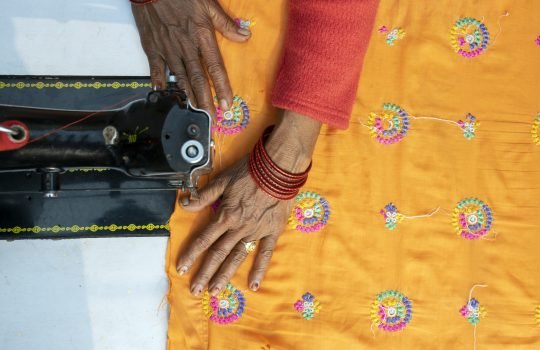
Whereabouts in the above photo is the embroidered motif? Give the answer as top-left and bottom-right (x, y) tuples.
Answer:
(235, 18), (256, 30)
(288, 191), (330, 233)
(536, 304), (540, 326)
(459, 297), (486, 325)
(379, 26), (406, 46)
(202, 283), (245, 325)
(370, 290), (412, 332)
(450, 17), (490, 58)
(213, 95), (250, 135)
(367, 103), (410, 145)
(380, 203), (404, 230)
(531, 114), (540, 145)
(457, 113), (479, 140)
(294, 292), (321, 320)
(452, 197), (493, 240)
(536, 36), (540, 46)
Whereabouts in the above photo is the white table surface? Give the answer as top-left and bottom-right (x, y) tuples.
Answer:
(0, 1), (169, 349)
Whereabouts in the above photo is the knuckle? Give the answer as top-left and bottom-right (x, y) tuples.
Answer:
(193, 235), (212, 250)
(230, 248), (247, 264)
(260, 249), (274, 261)
(206, 62), (224, 80)
(208, 246), (229, 262)
(189, 73), (207, 90)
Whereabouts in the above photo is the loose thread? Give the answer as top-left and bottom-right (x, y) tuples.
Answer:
(409, 115), (462, 129)
(402, 207), (441, 219)
(492, 11), (510, 46)
(370, 322), (376, 337)
(468, 284), (487, 350)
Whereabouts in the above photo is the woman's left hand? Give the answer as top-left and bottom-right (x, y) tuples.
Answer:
(177, 110), (322, 296)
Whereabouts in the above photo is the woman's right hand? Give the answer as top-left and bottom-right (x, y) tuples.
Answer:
(131, 0), (251, 115)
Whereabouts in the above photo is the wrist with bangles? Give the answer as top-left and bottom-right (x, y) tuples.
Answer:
(248, 126), (312, 200)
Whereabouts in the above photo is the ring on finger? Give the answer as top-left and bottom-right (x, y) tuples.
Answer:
(241, 240), (257, 253)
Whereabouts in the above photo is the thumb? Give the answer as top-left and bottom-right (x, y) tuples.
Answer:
(209, 3), (251, 42)
(180, 176), (228, 212)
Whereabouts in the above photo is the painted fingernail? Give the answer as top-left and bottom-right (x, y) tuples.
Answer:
(178, 265), (188, 276)
(180, 197), (189, 206)
(191, 284), (203, 297)
(237, 28), (251, 36)
(210, 285), (222, 296)
(250, 281), (259, 291)
(219, 99), (229, 111)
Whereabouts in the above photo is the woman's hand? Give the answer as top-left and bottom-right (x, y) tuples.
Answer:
(177, 111), (322, 296)
(131, 0), (251, 114)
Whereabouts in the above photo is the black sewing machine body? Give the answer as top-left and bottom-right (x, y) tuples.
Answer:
(0, 77), (212, 239)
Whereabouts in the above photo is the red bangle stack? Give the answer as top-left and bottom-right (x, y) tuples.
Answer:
(248, 127), (312, 200)
(130, 0), (157, 5)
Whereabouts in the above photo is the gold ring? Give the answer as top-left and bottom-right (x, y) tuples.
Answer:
(241, 240), (257, 253)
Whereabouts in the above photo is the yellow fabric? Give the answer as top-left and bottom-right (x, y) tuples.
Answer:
(166, 0), (540, 348)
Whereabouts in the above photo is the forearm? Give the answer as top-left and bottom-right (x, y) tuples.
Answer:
(265, 110), (322, 173)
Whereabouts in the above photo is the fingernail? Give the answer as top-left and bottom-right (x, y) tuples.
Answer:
(250, 281), (259, 291)
(237, 28), (251, 36)
(180, 197), (189, 206)
(191, 284), (203, 297)
(210, 285), (222, 296)
(219, 99), (229, 111)
(153, 82), (162, 91)
(178, 265), (188, 276)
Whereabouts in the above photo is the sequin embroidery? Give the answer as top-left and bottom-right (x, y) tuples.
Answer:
(531, 114), (540, 145)
(380, 203), (404, 230)
(459, 298), (486, 325)
(379, 25), (406, 46)
(367, 103), (410, 145)
(452, 197), (494, 240)
(213, 95), (250, 135)
(289, 191), (330, 233)
(450, 17), (490, 58)
(370, 290), (413, 332)
(458, 113), (479, 140)
(294, 292), (321, 320)
(202, 283), (245, 325)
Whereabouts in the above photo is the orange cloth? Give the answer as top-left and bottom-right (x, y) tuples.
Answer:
(166, 0), (540, 349)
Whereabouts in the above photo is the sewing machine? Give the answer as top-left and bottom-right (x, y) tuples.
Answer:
(0, 76), (212, 239)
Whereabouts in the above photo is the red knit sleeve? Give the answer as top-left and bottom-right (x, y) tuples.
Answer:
(271, 0), (379, 129)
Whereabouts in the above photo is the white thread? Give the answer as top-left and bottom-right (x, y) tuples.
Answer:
(492, 11), (510, 46)
(402, 207), (441, 219)
(468, 284), (487, 350)
(370, 322), (376, 337)
(409, 115), (461, 129)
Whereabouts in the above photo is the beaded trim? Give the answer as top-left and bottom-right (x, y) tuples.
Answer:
(0, 223), (169, 235)
(458, 113), (479, 140)
(452, 197), (494, 240)
(213, 95), (249, 135)
(201, 283), (245, 325)
(531, 114), (540, 145)
(367, 103), (410, 145)
(450, 17), (490, 58)
(0, 81), (150, 90)
(288, 191), (330, 233)
(459, 298), (486, 325)
(379, 26), (406, 46)
(380, 203), (404, 230)
(370, 290), (412, 332)
(294, 292), (321, 320)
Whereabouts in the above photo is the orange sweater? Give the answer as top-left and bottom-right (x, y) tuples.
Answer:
(271, 0), (380, 129)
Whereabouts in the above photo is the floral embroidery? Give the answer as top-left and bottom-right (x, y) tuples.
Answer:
(367, 103), (410, 145)
(294, 292), (321, 320)
(370, 290), (412, 332)
(459, 298), (486, 325)
(535, 304), (540, 326)
(535, 36), (540, 46)
(531, 114), (540, 145)
(213, 95), (250, 135)
(202, 283), (245, 325)
(379, 25), (406, 46)
(289, 191), (330, 233)
(452, 197), (494, 240)
(458, 113), (479, 140)
(450, 17), (490, 58)
(380, 203), (404, 230)
(235, 18), (256, 30)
